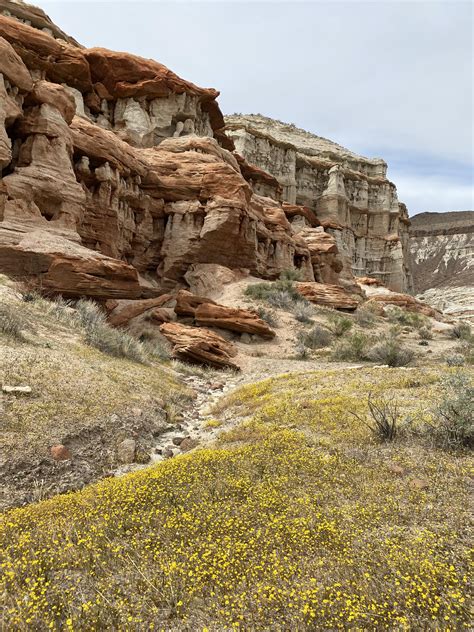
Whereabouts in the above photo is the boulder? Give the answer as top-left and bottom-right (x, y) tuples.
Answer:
(117, 438), (136, 464)
(195, 303), (276, 339)
(50, 444), (71, 461)
(106, 295), (173, 327)
(366, 292), (440, 319)
(159, 322), (239, 370)
(296, 282), (359, 311)
(174, 289), (216, 317)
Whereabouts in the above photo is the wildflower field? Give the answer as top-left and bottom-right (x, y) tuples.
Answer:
(1, 367), (472, 630)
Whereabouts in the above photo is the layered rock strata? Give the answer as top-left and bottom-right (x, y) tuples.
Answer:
(0, 0), (413, 311)
(409, 211), (473, 322)
(225, 114), (413, 292)
(0, 2), (328, 298)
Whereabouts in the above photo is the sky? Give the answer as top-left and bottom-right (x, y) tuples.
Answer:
(39, 0), (473, 215)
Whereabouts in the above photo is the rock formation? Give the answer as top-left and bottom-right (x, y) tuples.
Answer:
(225, 114), (413, 292)
(0, 0), (414, 316)
(409, 211), (473, 321)
(0, 1), (325, 299)
(159, 322), (239, 369)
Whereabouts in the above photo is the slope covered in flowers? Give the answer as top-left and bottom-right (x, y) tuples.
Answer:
(1, 367), (472, 629)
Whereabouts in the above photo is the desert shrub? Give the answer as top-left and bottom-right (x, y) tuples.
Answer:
(450, 322), (471, 340)
(418, 325), (433, 341)
(387, 306), (426, 329)
(427, 372), (474, 449)
(244, 275), (305, 311)
(244, 282), (275, 301)
(292, 301), (314, 323)
(256, 306), (279, 327)
(446, 354), (465, 367)
(294, 342), (310, 359)
(352, 393), (400, 442)
(0, 303), (28, 341)
(455, 341), (474, 365)
(332, 332), (371, 361)
(353, 304), (377, 328)
(280, 268), (303, 282)
(298, 325), (332, 349)
(367, 335), (414, 367)
(76, 300), (146, 363)
(328, 314), (353, 337)
(266, 289), (296, 309)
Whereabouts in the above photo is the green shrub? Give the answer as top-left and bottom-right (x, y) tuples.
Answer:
(244, 278), (304, 311)
(328, 314), (353, 337)
(387, 306), (426, 329)
(367, 335), (414, 367)
(332, 332), (371, 361)
(280, 268), (303, 282)
(427, 372), (474, 449)
(298, 325), (332, 349)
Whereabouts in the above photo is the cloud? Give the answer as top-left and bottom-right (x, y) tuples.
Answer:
(392, 172), (473, 214)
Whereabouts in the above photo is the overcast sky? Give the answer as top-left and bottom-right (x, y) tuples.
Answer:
(40, 0), (473, 215)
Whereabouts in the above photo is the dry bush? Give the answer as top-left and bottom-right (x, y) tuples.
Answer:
(426, 372), (474, 449)
(353, 304), (377, 328)
(0, 302), (29, 341)
(256, 306), (279, 327)
(297, 325), (332, 349)
(327, 314), (353, 337)
(418, 325), (433, 341)
(367, 335), (414, 367)
(292, 302), (314, 323)
(450, 322), (471, 341)
(332, 332), (371, 361)
(352, 393), (400, 442)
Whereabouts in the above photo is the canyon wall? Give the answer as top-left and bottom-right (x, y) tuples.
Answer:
(0, 0), (411, 300)
(226, 114), (413, 292)
(410, 211), (474, 321)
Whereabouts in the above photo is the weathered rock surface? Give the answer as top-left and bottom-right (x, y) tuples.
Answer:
(225, 114), (413, 292)
(409, 211), (473, 321)
(174, 289), (216, 317)
(0, 5), (320, 298)
(0, 0), (417, 327)
(296, 282), (360, 310)
(195, 302), (276, 339)
(365, 290), (440, 319)
(160, 322), (239, 369)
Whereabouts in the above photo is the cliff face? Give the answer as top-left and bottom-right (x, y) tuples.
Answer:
(410, 211), (474, 321)
(0, 1), (336, 298)
(0, 0), (411, 300)
(225, 114), (413, 292)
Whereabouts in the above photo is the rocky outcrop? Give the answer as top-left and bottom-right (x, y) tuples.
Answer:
(0, 0), (413, 321)
(159, 322), (239, 369)
(195, 303), (276, 339)
(225, 114), (413, 292)
(296, 282), (360, 310)
(409, 211), (473, 322)
(0, 2), (323, 299)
